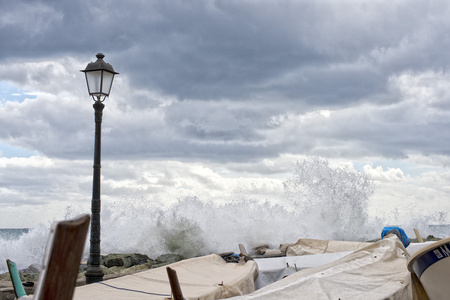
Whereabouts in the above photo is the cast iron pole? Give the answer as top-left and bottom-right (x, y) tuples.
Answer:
(85, 99), (105, 284)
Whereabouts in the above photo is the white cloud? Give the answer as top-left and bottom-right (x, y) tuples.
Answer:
(363, 165), (405, 182)
(0, 58), (85, 97)
(0, 0), (450, 229)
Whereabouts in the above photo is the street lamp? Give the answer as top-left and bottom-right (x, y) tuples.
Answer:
(81, 53), (118, 284)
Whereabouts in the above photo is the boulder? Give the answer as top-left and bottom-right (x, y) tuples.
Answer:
(21, 273), (39, 282)
(123, 254), (152, 268)
(101, 253), (154, 268)
(102, 254), (124, 268)
(425, 235), (441, 241)
(105, 266), (126, 275)
(20, 264), (40, 274)
(155, 254), (184, 264)
(124, 262), (153, 273)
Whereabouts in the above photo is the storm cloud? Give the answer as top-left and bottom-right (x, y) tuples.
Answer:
(0, 0), (449, 227)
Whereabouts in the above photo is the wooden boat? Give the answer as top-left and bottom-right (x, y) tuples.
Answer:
(73, 254), (258, 300)
(230, 235), (413, 300)
(407, 237), (450, 300)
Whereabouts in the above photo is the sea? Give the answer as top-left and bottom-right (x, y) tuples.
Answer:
(1, 159), (448, 274)
(1, 198), (448, 275)
(0, 229), (30, 241)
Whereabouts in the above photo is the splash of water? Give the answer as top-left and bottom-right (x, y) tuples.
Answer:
(0, 223), (51, 273)
(1, 157), (448, 274)
(283, 157), (376, 240)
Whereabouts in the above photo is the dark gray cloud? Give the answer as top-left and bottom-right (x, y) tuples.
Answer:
(0, 0), (450, 163)
(2, 0), (450, 105)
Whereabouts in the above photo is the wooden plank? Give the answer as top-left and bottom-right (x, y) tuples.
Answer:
(166, 266), (184, 300)
(6, 259), (27, 298)
(413, 228), (424, 243)
(34, 214), (90, 300)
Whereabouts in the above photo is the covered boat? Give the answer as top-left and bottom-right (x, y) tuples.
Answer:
(73, 254), (258, 300)
(253, 250), (353, 289)
(230, 235), (411, 300)
(284, 238), (370, 256)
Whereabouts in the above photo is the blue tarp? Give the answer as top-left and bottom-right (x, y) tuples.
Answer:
(381, 226), (410, 248)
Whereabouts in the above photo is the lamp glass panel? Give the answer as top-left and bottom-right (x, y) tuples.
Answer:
(86, 70), (102, 96)
(101, 71), (114, 96)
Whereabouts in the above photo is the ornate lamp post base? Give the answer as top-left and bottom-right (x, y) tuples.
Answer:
(85, 266), (104, 284)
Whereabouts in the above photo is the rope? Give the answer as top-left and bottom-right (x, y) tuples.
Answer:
(98, 282), (171, 297)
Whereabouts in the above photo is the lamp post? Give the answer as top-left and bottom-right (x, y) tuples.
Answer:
(81, 53), (118, 284)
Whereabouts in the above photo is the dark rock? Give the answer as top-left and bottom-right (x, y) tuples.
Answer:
(123, 256), (134, 268)
(21, 273), (39, 282)
(100, 253), (155, 268)
(125, 262), (153, 273)
(156, 254), (184, 264)
(105, 266), (126, 275)
(123, 253), (151, 268)
(103, 254), (124, 268)
(20, 264), (40, 274)
(425, 235), (441, 241)
(133, 253), (153, 265)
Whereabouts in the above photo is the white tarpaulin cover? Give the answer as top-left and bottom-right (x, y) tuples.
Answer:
(253, 251), (353, 289)
(406, 241), (435, 256)
(286, 238), (371, 256)
(230, 235), (412, 300)
(73, 254), (258, 300)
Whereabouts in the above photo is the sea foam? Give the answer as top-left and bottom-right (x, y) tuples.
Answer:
(1, 158), (448, 273)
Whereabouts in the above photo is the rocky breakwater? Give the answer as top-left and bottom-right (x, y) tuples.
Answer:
(0, 253), (185, 300)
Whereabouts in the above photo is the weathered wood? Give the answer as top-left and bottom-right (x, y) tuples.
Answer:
(413, 228), (424, 243)
(33, 214), (90, 300)
(166, 267), (184, 300)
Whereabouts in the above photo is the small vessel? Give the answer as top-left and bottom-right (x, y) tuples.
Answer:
(231, 235), (413, 300)
(407, 237), (450, 300)
(73, 253), (258, 300)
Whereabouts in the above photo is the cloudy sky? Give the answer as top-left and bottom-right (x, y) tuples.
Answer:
(0, 0), (449, 228)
